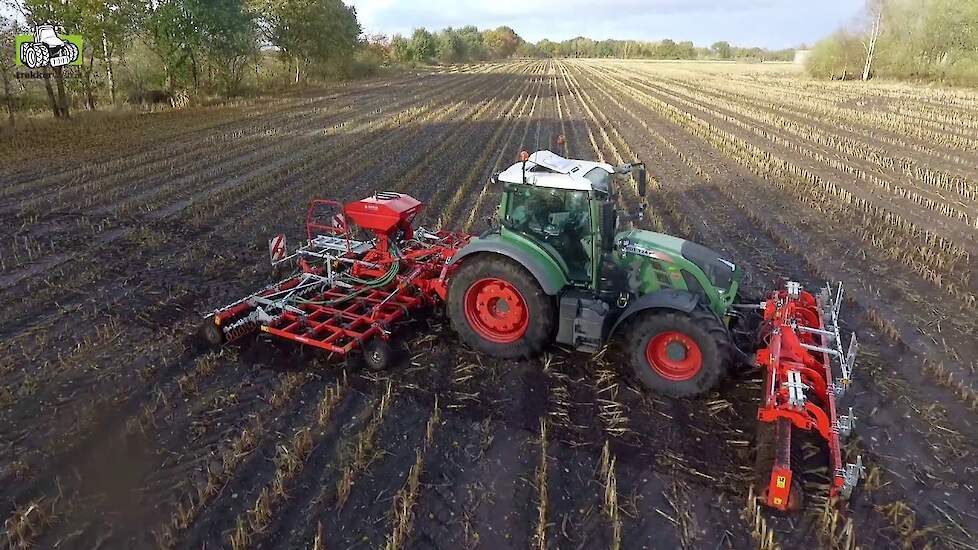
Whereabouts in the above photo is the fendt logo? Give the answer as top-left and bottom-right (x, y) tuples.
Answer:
(15, 25), (83, 68)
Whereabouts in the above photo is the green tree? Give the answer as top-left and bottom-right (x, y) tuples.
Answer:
(143, 0), (257, 93)
(22, 0), (84, 117)
(809, 0), (978, 84)
(457, 25), (485, 60)
(0, 15), (16, 128)
(436, 27), (465, 63)
(807, 29), (863, 80)
(254, 0), (359, 83)
(711, 40), (732, 59)
(536, 38), (556, 58)
(410, 27), (435, 61)
(656, 39), (678, 59)
(389, 33), (411, 63)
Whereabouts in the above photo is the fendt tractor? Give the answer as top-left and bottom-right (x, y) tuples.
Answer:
(203, 150), (863, 511)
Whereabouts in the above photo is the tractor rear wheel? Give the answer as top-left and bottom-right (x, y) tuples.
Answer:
(626, 305), (730, 397)
(448, 255), (553, 359)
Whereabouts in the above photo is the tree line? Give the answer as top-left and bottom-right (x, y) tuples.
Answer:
(1, 0), (362, 121)
(382, 28), (794, 64)
(0, 0), (793, 127)
(807, 0), (978, 84)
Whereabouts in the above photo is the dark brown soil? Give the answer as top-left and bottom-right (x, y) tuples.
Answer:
(1, 60), (975, 550)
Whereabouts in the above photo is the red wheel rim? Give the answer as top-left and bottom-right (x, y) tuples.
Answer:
(645, 331), (702, 381)
(463, 277), (529, 344)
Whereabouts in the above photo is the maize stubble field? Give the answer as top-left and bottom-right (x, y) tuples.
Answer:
(0, 59), (976, 549)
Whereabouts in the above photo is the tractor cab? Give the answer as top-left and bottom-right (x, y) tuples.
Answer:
(494, 150), (616, 286)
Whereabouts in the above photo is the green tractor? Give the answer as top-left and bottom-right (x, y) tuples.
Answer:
(447, 150), (742, 397)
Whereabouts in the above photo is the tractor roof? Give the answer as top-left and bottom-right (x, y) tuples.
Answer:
(497, 150), (615, 193)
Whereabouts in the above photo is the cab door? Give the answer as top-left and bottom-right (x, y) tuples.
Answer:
(503, 185), (594, 285)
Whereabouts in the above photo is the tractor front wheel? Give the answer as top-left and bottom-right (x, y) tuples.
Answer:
(448, 255), (553, 359)
(626, 305), (730, 397)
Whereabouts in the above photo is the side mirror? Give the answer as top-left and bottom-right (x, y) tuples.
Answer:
(637, 167), (647, 197)
(600, 202), (617, 252)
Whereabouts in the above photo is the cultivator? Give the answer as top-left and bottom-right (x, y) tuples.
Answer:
(203, 193), (469, 367)
(751, 282), (863, 511)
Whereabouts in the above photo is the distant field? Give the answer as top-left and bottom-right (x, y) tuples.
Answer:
(1, 60), (976, 549)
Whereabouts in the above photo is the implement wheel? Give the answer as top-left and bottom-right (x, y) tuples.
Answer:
(200, 320), (224, 347)
(626, 304), (730, 397)
(448, 255), (553, 359)
(363, 339), (393, 371)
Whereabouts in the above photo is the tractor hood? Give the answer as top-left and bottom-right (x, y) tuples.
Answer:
(614, 229), (742, 309)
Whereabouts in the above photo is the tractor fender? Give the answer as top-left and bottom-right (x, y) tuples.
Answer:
(449, 236), (568, 295)
(607, 289), (700, 339)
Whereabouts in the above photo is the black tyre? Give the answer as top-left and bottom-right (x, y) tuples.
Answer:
(448, 254), (554, 359)
(626, 304), (730, 397)
(363, 339), (393, 371)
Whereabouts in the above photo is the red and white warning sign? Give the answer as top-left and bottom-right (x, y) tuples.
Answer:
(269, 234), (287, 263)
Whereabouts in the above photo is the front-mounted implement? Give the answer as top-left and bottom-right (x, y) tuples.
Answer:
(750, 282), (863, 511)
(202, 150), (863, 511)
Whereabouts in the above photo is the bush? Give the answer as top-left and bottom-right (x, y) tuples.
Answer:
(806, 31), (864, 80)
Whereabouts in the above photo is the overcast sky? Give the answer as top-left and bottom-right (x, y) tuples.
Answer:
(347, 0), (865, 49)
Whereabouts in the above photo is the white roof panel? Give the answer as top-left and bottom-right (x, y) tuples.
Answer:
(497, 150), (615, 192)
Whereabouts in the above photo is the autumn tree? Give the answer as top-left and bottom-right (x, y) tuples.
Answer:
(482, 26), (519, 58)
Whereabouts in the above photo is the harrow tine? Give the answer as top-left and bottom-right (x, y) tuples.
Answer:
(842, 333), (858, 386)
(833, 282), (844, 322)
(838, 456), (864, 500)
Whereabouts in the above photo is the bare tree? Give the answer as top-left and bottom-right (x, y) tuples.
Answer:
(101, 29), (115, 103)
(861, 0), (885, 81)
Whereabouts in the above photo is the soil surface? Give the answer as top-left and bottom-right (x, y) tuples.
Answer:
(1, 60), (976, 550)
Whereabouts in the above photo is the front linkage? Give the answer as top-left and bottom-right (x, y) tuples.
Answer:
(748, 281), (864, 511)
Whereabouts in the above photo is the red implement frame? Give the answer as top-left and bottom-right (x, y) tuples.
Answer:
(755, 285), (848, 511)
(210, 192), (469, 356)
(261, 231), (468, 353)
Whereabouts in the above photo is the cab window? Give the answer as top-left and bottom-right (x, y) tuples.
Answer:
(506, 186), (593, 282)
(583, 168), (611, 193)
